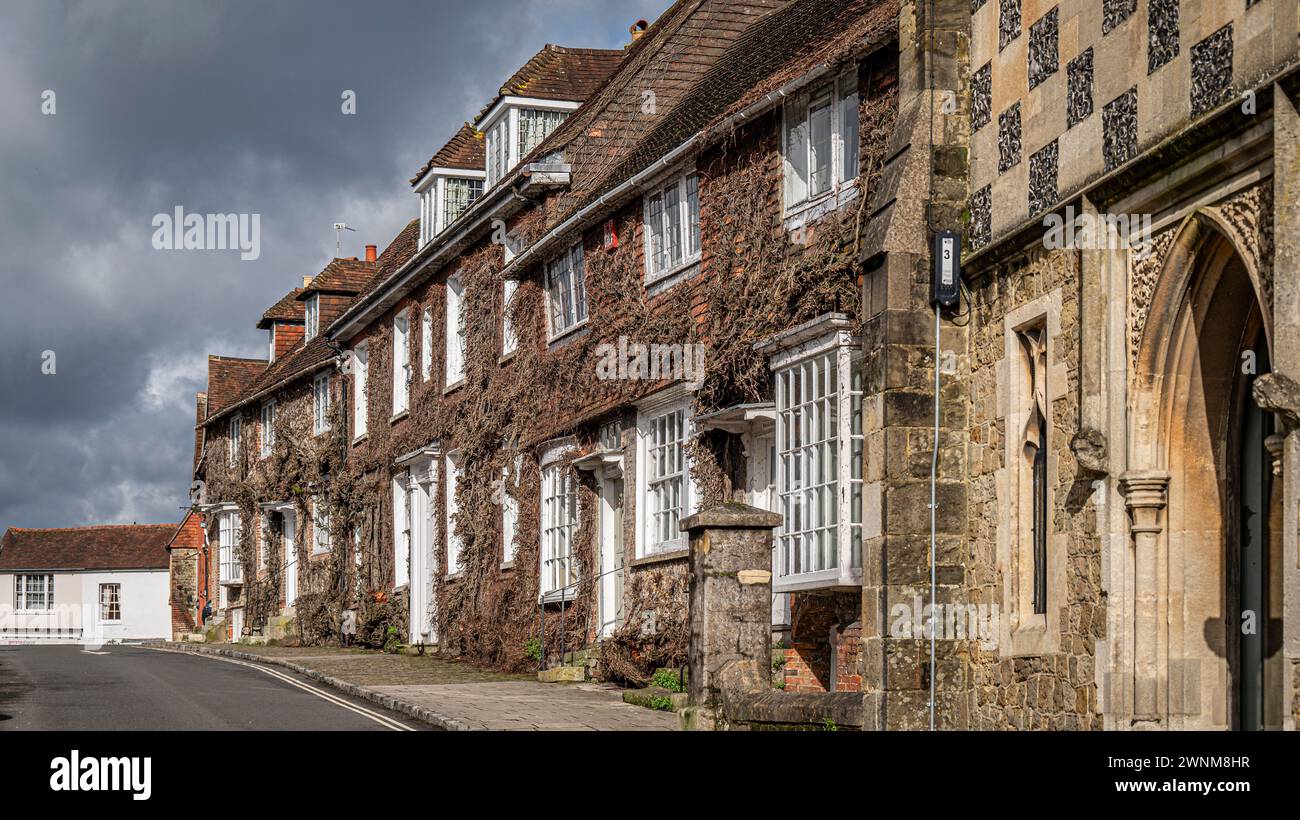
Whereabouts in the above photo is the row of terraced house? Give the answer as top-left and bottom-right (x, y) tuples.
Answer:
(168, 0), (1300, 730)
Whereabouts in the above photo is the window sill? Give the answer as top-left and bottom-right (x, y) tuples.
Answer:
(219, 579), (243, 587)
(771, 566), (861, 594)
(389, 410), (409, 425)
(99, 620), (122, 625)
(352, 433), (369, 446)
(313, 428), (330, 438)
(311, 549), (331, 557)
(630, 547), (688, 568)
(546, 319), (589, 347)
(442, 378), (465, 396)
(539, 587), (579, 605)
(645, 258), (701, 294)
(1008, 614), (1050, 657)
(783, 183), (860, 234)
(500, 560), (516, 571)
(499, 348), (518, 365)
(445, 571), (464, 583)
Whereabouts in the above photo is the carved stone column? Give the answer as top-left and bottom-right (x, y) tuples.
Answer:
(1120, 471), (1169, 722)
(1266, 434), (1285, 477)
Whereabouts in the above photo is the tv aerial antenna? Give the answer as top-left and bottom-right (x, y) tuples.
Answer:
(333, 222), (356, 256)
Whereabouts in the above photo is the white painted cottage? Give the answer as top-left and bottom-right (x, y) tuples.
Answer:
(0, 523), (173, 643)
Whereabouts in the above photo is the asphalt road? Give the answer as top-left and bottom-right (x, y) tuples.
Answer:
(0, 644), (426, 731)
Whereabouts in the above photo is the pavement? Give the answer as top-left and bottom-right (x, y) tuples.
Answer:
(0, 644), (424, 731)
(150, 642), (680, 731)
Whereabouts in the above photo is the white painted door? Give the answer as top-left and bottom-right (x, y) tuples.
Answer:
(598, 475), (625, 637)
(230, 606), (244, 642)
(283, 513), (297, 607)
(407, 468), (437, 645)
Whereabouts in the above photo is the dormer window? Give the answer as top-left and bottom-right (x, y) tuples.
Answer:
(481, 100), (577, 189)
(304, 294), (319, 341)
(418, 174), (486, 247)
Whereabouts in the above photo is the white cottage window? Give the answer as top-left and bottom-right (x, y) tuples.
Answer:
(99, 583), (121, 621)
(545, 242), (587, 337)
(393, 311), (411, 414)
(15, 574), (53, 611)
(635, 392), (698, 556)
(782, 68), (860, 213)
(540, 448), (578, 597)
(313, 502), (331, 555)
(260, 401), (275, 457)
(445, 454), (464, 575)
(313, 373), (330, 435)
(219, 511), (242, 583)
(228, 416), (242, 468)
(352, 343), (369, 439)
(304, 294), (320, 341)
(445, 276), (466, 386)
(644, 173), (701, 281)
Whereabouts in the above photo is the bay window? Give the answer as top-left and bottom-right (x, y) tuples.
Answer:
(783, 68), (860, 213)
(758, 316), (863, 592)
(545, 242), (587, 337)
(644, 173), (701, 281)
(14, 574), (53, 611)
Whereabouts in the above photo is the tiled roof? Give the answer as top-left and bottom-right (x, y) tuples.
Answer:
(586, 0), (897, 208)
(0, 524), (175, 571)
(349, 218), (421, 305)
(299, 258), (376, 297)
(410, 123), (486, 186)
(258, 288), (306, 329)
(206, 355), (266, 417)
(476, 44), (626, 124)
(166, 510), (204, 552)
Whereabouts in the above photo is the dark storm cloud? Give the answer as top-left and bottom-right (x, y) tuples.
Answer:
(0, 0), (671, 528)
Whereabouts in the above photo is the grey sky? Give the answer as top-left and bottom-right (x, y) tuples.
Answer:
(0, 0), (672, 530)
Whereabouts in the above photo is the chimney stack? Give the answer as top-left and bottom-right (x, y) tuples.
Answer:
(365, 244), (377, 262)
(302, 275), (313, 287)
(629, 19), (648, 44)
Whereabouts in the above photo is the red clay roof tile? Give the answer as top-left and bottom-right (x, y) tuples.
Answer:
(0, 524), (175, 571)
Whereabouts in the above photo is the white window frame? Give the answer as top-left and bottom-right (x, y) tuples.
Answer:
(268, 325), (276, 362)
(304, 294), (319, 341)
(421, 305), (433, 382)
(312, 500), (331, 555)
(228, 416), (242, 468)
(445, 453), (463, 576)
(99, 583), (121, 622)
(643, 171), (701, 283)
(218, 510), (243, 584)
(481, 99), (578, 189)
(501, 279), (519, 357)
(418, 172), (487, 246)
(782, 68), (860, 216)
(501, 464), (519, 565)
(392, 310), (411, 415)
(539, 441), (579, 599)
(635, 390), (699, 557)
(313, 373), (330, 435)
(544, 242), (587, 340)
(393, 474), (412, 587)
(445, 276), (466, 386)
(14, 574), (54, 612)
(352, 343), (369, 440)
(764, 321), (863, 593)
(259, 401), (275, 458)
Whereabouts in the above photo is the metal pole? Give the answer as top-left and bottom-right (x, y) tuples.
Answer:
(930, 302), (940, 731)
